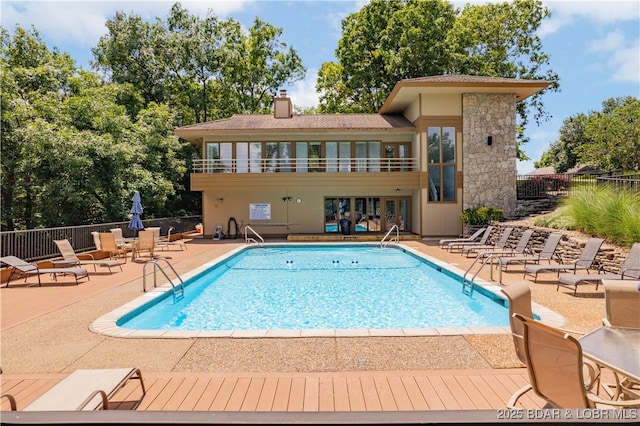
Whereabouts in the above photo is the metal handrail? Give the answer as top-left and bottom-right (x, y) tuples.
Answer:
(142, 258), (184, 302)
(244, 225), (264, 246)
(192, 157), (418, 173)
(380, 224), (399, 248)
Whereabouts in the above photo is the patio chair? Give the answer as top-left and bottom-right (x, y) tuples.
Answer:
(5, 368), (146, 411)
(135, 230), (156, 259)
(438, 227), (486, 248)
(0, 256), (89, 287)
(99, 233), (128, 263)
(510, 313), (640, 409)
(110, 228), (133, 251)
(496, 232), (563, 272)
(54, 239), (122, 274)
(470, 229), (534, 260)
(600, 279), (640, 399)
(160, 226), (187, 251)
(524, 237), (605, 283)
(501, 282), (600, 408)
(91, 231), (102, 251)
(556, 243), (640, 294)
(461, 227), (514, 257)
(446, 225), (494, 252)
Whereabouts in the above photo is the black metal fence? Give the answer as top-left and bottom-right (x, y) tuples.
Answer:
(0, 216), (201, 262)
(516, 173), (640, 200)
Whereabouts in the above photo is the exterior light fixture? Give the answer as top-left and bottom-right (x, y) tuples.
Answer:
(487, 135), (493, 146)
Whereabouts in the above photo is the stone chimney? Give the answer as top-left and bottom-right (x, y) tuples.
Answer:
(273, 89), (292, 118)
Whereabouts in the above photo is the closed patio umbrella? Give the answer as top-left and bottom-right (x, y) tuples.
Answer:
(128, 191), (144, 236)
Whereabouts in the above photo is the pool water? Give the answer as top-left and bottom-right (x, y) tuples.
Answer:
(118, 245), (510, 331)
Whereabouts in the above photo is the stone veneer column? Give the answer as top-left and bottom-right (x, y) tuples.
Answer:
(462, 93), (517, 216)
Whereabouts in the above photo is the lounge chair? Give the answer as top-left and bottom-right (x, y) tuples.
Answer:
(54, 239), (122, 274)
(501, 281), (600, 408)
(438, 227), (486, 248)
(509, 313), (640, 409)
(446, 225), (494, 252)
(466, 228), (530, 259)
(524, 237), (605, 282)
(0, 256), (89, 287)
(556, 242), (640, 294)
(4, 368), (146, 411)
(99, 233), (128, 263)
(158, 226), (187, 251)
(495, 232), (563, 271)
(135, 230), (156, 259)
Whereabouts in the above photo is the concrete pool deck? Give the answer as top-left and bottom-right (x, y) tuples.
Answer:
(0, 236), (608, 376)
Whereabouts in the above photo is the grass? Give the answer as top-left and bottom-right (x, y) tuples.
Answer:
(534, 186), (640, 247)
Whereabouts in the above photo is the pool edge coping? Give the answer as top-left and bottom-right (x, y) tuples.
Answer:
(89, 242), (567, 339)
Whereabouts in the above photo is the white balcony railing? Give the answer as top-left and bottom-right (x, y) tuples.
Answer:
(192, 157), (418, 173)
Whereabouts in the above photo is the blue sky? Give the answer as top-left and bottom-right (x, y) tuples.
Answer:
(3, 1), (639, 173)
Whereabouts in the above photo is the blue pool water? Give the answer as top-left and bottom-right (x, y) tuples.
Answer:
(118, 245), (510, 331)
(325, 223), (368, 232)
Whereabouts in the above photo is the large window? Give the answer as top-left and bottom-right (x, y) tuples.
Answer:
(427, 127), (456, 202)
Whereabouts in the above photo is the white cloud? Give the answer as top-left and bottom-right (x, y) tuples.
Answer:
(588, 30), (640, 83)
(287, 69), (321, 109)
(540, 0), (640, 36)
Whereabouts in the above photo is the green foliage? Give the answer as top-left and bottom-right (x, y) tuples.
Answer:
(561, 186), (640, 247)
(460, 206), (505, 225)
(532, 206), (577, 230)
(317, 0), (558, 159)
(538, 96), (639, 173)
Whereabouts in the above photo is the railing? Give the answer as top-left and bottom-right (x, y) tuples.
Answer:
(516, 172), (640, 200)
(142, 258), (184, 302)
(192, 157), (418, 173)
(244, 226), (264, 246)
(380, 224), (399, 248)
(0, 216), (201, 262)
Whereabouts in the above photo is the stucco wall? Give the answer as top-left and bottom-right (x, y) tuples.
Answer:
(462, 93), (517, 216)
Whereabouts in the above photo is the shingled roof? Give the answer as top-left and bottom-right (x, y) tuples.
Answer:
(177, 113), (414, 132)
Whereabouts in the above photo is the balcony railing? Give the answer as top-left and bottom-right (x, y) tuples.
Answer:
(0, 216), (201, 262)
(192, 157), (418, 173)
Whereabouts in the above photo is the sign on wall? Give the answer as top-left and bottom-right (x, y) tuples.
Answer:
(249, 203), (271, 220)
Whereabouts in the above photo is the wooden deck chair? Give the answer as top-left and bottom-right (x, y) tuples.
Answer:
(497, 232), (563, 271)
(135, 230), (156, 259)
(0, 256), (89, 287)
(438, 227), (486, 249)
(446, 225), (494, 252)
(524, 237), (605, 282)
(54, 239), (122, 274)
(99, 233), (128, 263)
(501, 282), (600, 408)
(557, 243), (640, 294)
(510, 313), (639, 409)
(5, 368), (146, 411)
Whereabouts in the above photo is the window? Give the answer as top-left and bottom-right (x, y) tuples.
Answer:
(427, 127), (456, 202)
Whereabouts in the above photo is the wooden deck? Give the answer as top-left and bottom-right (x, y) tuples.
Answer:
(2, 369), (548, 413)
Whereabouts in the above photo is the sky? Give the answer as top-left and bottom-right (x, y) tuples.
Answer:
(2, 0), (639, 174)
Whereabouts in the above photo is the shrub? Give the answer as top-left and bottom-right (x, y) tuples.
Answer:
(461, 206), (505, 225)
(563, 186), (640, 247)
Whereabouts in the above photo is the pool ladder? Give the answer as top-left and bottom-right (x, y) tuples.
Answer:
(380, 224), (399, 248)
(142, 258), (185, 303)
(461, 253), (506, 296)
(244, 225), (264, 246)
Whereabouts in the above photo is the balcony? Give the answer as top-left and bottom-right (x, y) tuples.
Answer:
(192, 157), (418, 174)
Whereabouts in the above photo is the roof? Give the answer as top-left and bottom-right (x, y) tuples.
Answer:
(175, 114), (415, 142)
(379, 74), (553, 114)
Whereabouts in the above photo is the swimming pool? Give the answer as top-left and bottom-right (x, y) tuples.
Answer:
(90, 243), (566, 338)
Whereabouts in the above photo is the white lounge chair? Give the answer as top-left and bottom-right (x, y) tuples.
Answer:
(17, 368), (145, 411)
(1, 256), (89, 287)
(54, 239), (122, 274)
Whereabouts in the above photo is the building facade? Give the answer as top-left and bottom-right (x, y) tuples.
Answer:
(174, 75), (550, 238)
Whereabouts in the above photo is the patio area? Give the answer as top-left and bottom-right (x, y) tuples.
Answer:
(0, 234), (615, 418)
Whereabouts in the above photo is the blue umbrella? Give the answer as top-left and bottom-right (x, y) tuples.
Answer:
(128, 191), (144, 236)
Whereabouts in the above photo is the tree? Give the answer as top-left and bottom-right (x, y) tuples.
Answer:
(578, 97), (640, 171)
(534, 114), (588, 172)
(317, 0), (558, 159)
